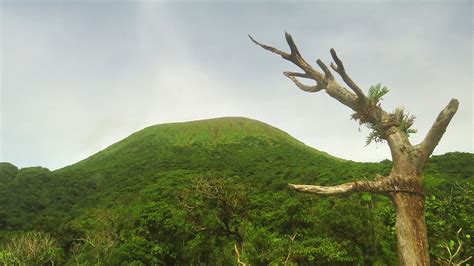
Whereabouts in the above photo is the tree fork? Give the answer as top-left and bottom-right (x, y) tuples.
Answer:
(250, 32), (459, 264)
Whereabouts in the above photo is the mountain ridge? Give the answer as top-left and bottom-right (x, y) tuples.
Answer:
(2, 116), (471, 173)
(54, 116), (340, 173)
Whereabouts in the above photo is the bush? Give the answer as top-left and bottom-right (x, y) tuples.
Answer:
(0, 231), (62, 265)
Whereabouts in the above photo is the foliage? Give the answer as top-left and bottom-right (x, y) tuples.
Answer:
(425, 178), (474, 263)
(0, 162), (18, 183)
(181, 176), (250, 251)
(352, 83), (390, 145)
(0, 231), (62, 265)
(66, 208), (120, 265)
(0, 117), (471, 264)
(365, 129), (385, 146)
(367, 83), (390, 104)
(391, 107), (417, 136)
(435, 228), (472, 265)
(351, 84), (417, 145)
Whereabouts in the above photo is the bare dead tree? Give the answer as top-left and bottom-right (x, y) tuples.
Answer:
(284, 233), (297, 265)
(250, 32), (459, 265)
(437, 228), (472, 266)
(234, 244), (247, 266)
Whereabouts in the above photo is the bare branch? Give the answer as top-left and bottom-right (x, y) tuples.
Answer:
(284, 72), (322, 92)
(249, 33), (365, 112)
(283, 71), (312, 79)
(418, 99), (459, 162)
(459, 256), (473, 265)
(249, 33), (325, 84)
(288, 179), (387, 195)
(288, 175), (424, 196)
(284, 233), (297, 265)
(248, 34), (290, 60)
(452, 228), (464, 260)
(234, 244), (247, 266)
(329, 48), (366, 102)
(329, 48), (344, 72)
(445, 244), (453, 263)
(285, 32), (302, 58)
(316, 59), (334, 80)
(440, 228), (472, 265)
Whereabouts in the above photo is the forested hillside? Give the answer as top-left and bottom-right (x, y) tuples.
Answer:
(0, 117), (472, 265)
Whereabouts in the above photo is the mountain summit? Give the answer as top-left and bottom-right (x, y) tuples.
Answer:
(63, 116), (336, 173)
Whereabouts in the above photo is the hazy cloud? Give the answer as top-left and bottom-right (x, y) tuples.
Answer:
(1, 1), (472, 170)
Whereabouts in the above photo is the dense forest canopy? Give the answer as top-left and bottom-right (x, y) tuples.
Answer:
(0, 117), (472, 265)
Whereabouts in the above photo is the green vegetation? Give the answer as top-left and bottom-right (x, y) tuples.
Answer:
(0, 231), (61, 265)
(352, 83), (417, 146)
(1, 117), (472, 265)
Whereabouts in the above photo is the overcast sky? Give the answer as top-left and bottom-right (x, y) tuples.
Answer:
(1, 0), (472, 170)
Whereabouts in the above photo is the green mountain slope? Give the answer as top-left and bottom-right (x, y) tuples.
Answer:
(2, 117), (354, 231)
(61, 116), (337, 174)
(47, 117), (351, 209)
(0, 117), (472, 265)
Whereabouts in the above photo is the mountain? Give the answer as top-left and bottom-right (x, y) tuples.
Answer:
(0, 117), (472, 265)
(60, 116), (338, 174)
(1, 117), (355, 231)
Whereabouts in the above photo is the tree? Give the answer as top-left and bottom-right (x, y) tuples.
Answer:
(68, 209), (119, 265)
(250, 32), (458, 265)
(181, 177), (250, 263)
(0, 231), (62, 265)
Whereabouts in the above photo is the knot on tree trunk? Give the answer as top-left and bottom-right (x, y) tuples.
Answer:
(383, 177), (424, 196)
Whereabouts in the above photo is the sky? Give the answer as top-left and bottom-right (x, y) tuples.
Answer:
(1, 0), (472, 170)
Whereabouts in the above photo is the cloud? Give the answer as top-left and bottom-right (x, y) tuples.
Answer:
(1, 1), (472, 169)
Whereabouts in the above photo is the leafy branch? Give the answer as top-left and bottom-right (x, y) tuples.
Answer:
(351, 84), (417, 145)
(351, 83), (390, 145)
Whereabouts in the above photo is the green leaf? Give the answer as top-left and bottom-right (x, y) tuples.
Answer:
(367, 83), (390, 103)
(449, 240), (455, 249)
(361, 194), (372, 202)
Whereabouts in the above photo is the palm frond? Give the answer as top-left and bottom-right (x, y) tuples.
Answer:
(367, 83), (390, 103)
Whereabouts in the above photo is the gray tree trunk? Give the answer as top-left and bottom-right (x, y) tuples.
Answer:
(393, 191), (429, 265)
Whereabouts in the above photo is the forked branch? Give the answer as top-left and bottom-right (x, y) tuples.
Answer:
(283, 72), (322, 92)
(249, 32), (366, 112)
(249, 33), (324, 80)
(249, 33), (326, 89)
(234, 244), (247, 266)
(329, 48), (366, 102)
(417, 99), (459, 163)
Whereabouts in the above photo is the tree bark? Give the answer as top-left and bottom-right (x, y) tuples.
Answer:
(391, 192), (429, 265)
